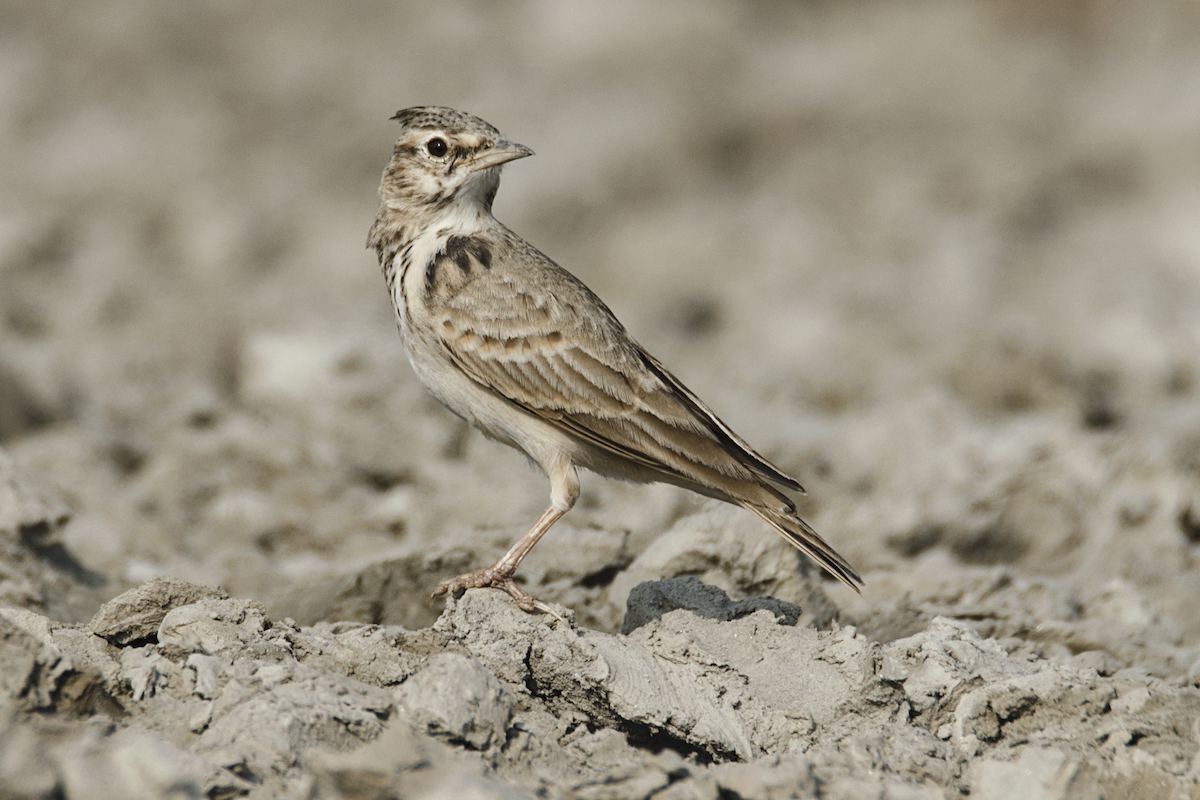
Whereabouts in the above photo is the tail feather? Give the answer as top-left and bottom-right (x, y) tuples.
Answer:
(745, 504), (863, 593)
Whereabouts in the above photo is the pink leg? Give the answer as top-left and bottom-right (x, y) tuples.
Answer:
(433, 458), (579, 618)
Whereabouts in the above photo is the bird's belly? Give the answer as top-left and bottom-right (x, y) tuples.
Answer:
(405, 342), (514, 441)
(404, 341), (582, 470)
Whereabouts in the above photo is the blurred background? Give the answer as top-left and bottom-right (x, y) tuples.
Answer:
(2, 1), (1200, 645)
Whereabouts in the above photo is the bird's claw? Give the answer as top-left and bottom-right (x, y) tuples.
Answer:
(433, 569), (569, 625)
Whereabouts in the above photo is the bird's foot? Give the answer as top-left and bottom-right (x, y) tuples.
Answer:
(433, 567), (567, 623)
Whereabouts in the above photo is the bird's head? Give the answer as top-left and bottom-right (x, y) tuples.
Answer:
(377, 107), (533, 222)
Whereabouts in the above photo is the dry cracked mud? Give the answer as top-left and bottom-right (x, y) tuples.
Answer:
(2, 1), (1200, 798)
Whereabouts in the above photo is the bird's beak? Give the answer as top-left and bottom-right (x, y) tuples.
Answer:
(465, 140), (534, 172)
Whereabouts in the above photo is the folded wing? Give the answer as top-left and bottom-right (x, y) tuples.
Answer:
(434, 274), (863, 591)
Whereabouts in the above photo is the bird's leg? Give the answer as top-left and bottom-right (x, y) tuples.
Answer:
(433, 459), (578, 619)
(431, 504), (566, 614)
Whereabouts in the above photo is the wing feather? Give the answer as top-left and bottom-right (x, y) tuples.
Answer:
(432, 236), (804, 483)
(635, 349), (805, 491)
(439, 292), (795, 496)
(747, 505), (864, 590)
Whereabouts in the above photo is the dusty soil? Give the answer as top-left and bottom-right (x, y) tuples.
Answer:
(2, 1), (1200, 797)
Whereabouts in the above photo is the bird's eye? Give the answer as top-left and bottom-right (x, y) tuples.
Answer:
(426, 137), (448, 157)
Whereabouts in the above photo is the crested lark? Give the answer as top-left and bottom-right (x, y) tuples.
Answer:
(368, 106), (862, 615)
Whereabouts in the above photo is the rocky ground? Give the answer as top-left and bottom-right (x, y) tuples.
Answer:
(2, 1), (1200, 798)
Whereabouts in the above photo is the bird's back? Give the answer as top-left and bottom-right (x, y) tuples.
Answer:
(430, 222), (806, 507)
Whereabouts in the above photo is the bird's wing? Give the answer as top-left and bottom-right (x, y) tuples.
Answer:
(435, 260), (864, 592)
(434, 265), (800, 495)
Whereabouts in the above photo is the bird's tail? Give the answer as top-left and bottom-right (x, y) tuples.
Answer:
(743, 504), (863, 593)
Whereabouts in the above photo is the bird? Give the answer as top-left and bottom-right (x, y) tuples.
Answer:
(367, 106), (862, 616)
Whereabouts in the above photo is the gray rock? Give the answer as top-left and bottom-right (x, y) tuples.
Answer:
(0, 578), (1198, 799)
(0, 607), (75, 711)
(621, 575), (802, 634)
(448, 589), (875, 761)
(608, 504), (840, 631)
(395, 652), (515, 750)
(57, 729), (208, 800)
(89, 577), (228, 646)
(0, 698), (60, 799)
(156, 595), (268, 656)
(195, 667), (394, 788)
(0, 448), (101, 620)
(309, 721), (534, 800)
(0, 448), (70, 539)
(293, 620), (426, 687)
